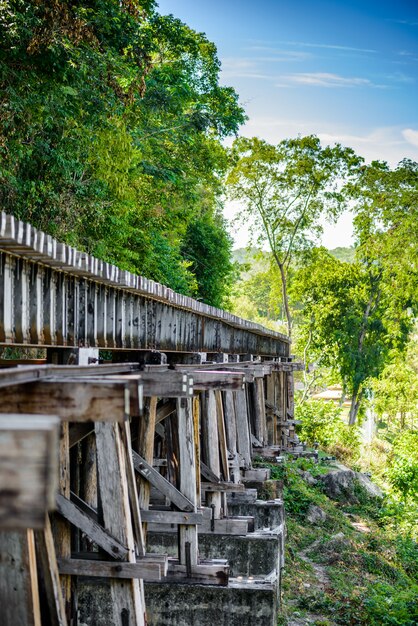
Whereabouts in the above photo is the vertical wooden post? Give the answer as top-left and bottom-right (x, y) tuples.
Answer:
(95, 423), (145, 626)
(253, 378), (267, 446)
(215, 390), (230, 482)
(35, 517), (68, 626)
(137, 397), (157, 532)
(234, 388), (252, 468)
(192, 396), (201, 506)
(266, 374), (275, 446)
(177, 397), (198, 566)
(223, 390), (240, 483)
(280, 370), (287, 449)
(0, 531), (42, 626)
(201, 391), (222, 518)
(51, 423), (71, 622)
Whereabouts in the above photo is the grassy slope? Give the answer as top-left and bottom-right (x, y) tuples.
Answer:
(257, 458), (418, 626)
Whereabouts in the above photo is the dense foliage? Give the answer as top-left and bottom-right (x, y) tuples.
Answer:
(0, 0), (245, 304)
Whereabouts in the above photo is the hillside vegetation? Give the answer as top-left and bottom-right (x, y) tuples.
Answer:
(257, 457), (418, 626)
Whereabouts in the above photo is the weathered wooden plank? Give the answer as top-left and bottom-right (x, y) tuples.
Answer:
(132, 451), (194, 512)
(201, 482), (245, 493)
(165, 561), (229, 586)
(156, 399), (176, 424)
(0, 381), (129, 422)
(234, 389), (252, 467)
(201, 391), (222, 518)
(56, 494), (128, 560)
(190, 371), (245, 391)
(192, 395), (201, 505)
(0, 414), (59, 528)
(0, 362), (139, 389)
(57, 558), (162, 582)
(34, 516), (68, 626)
(50, 423), (71, 620)
(177, 397), (198, 566)
(200, 461), (221, 483)
(140, 510), (203, 525)
(90, 372), (193, 398)
(120, 418), (146, 556)
(95, 423), (145, 626)
(223, 390), (240, 483)
(0, 530), (42, 626)
(215, 390), (230, 482)
(136, 397), (157, 540)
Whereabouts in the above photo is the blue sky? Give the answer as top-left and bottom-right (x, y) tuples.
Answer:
(157, 0), (418, 247)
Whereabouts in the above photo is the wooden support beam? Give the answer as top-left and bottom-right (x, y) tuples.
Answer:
(56, 494), (128, 560)
(177, 397), (198, 566)
(223, 391), (240, 483)
(234, 389), (252, 468)
(201, 482), (245, 493)
(140, 511), (203, 525)
(200, 461), (220, 483)
(190, 371), (245, 391)
(0, 530), (42, 626)
(0, 363), (139, 389)
(34, 516), (68, 626)
(95, 423), (145, 626)
(156, 399), (176, 424)
(51, 423), (71, 621)
(120, 419), (146, 556)
(0, 414), (59, 529)
(253, 378), (267, 446)
(136, 397), (157, 540)
(57, 558), (162, 582)
(215, 390), (230, 482)
(165, 560), (229, 586)
(0, 381), (130, 422)
(201, 391), (222, 518)
(132, 451), (194, 512)
(86, 371), (193, 398)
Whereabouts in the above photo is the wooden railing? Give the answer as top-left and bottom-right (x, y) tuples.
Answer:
(0, 212), (289, 356)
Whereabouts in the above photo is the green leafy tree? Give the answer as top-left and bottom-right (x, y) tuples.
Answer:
(291, 248), (413, 424)
(227, 135), (360, 336)
(0, 0), (246, 301)
(372, 351), (418, 431)
(181, 208), (236, 308)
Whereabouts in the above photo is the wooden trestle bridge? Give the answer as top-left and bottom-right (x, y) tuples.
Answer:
(0, 212), (302, 626)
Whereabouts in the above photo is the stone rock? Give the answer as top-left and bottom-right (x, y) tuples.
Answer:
(297, 469), (318, 486)
(355, 472), (384, 499)
(306, 504), (327, 524)
(318, 468), (357, 501)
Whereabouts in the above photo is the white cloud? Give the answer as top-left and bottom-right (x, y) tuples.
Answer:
(282, 41), (377, 54)
(402, 128), (418, 147)
(246, 46), (312, 60)
(278, 72), (378, 88)
(220, 57), (276, 80)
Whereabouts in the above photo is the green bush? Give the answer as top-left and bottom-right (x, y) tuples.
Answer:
(296, 399), (360, 462)
(387, 431), (418, 502)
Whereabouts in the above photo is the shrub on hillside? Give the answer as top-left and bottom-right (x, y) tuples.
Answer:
(387, 430), (418, 502)
(296, 399), (360, 462)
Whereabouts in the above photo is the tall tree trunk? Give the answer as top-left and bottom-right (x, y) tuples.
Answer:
(349, 388), (363, 425)
(278, 262), (292, 337)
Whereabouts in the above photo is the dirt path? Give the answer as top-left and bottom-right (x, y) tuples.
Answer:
(285, 539), (336, 626)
